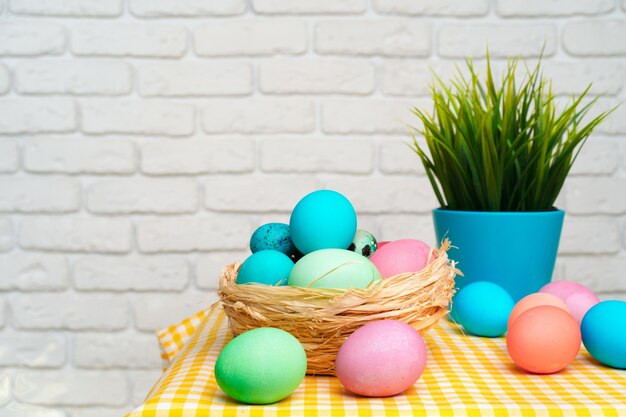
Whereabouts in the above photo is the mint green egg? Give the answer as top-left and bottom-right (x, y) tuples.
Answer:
(214, 328), (307, 404)
(288, 249), (381, 289)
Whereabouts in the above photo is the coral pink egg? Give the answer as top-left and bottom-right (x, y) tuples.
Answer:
(507, 306), (581, 374)
(377, 241), (390, 249)
(539, 281), (599, 324)
(335, 320), (427, 397)
(369, 239), (432, 279)
(508, 293), (570, 329)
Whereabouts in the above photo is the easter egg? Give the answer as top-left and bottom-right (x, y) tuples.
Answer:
(508, 293), (570, 329)
(250, 223), (298, 258)
(378, 241), (390, 249)
(237, 250), (294, 286)
(369, 239), (431, 278)
(454, 281), (514, 337)
(581, 300), (626, 369)
(289, 190), (357, 255)
(348, 229), (377, 258)
(507, 305), (581, 374)
(335, 320), (427, 397)
(539, 281), (599, 324)
(215, 327), (307, 404)
(288, 249), (381, 289)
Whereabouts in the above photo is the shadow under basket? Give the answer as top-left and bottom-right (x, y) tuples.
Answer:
(218, 239), (459, 376)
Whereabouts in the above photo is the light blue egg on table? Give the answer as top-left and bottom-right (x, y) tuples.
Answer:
(237, 250), (294, 286)
(289, 190), (357, 255)
(454, 281), (514, 337)
(581, 300), (626, 369)
(250, 223), (299, 258)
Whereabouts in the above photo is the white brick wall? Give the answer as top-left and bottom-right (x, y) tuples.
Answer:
(0, 1), (625, 415)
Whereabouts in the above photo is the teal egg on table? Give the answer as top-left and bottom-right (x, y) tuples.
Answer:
(288, 249), (381, 289)
(348, 229), (377, 258)
(289, 190), (357, 255)
(454, 281), (514, 337)
(236, 250), (294, 286)
(581, 300), (626, 369)
(215, 327), (307, 404)
(250, 223), (301, 260)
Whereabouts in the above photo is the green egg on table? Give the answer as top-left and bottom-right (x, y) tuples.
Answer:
(214, 327), (307, 404)
(348, 229), (378, 258)
(288, 249), (381, 289)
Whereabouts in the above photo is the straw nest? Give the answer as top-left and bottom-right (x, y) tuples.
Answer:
(218, 239), (459, 376)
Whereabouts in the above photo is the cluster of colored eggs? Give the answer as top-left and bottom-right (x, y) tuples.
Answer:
(239, 190), (433, 289)
(214, 319), (429, 404)
(215, 189), (435, 404)
(453, 280), (626, 373)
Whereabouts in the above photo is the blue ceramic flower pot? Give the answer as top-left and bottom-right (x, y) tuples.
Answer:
(433, 208), (565, 303)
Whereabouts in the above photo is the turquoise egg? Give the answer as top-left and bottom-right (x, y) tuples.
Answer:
(289, 190), (357, 255)
(288, 249), (381, 289)
(348, 229), (377, 258)
(454, 281), (514, 337)
(215, 327), (307, 404)
(581, 300), (626, 369)
(237, 250), (294, 286)
(249, 223), (301, 260)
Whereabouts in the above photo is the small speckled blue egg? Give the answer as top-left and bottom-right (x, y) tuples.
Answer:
(454, 281), (514, 337)
(581, 300), (626, 369)
(237, 250), (294, 286)
(250, 223), (299, 260)
(289, 190), (357, 255)
(348, 230), (377, 258)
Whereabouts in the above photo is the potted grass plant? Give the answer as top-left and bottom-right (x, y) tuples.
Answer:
(410, 56), (614, 303)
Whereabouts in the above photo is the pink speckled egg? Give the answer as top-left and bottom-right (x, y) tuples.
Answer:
(539, 281), (600, 324)
(335, 320), (427, 397)
(369, 239), (432, 279)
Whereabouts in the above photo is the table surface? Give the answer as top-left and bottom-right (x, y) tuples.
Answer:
(127, 304), (626, 417)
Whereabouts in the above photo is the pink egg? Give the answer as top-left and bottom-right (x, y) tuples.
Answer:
(566, 291), (600, 324)
(377, 241), (391, 249)
(539, 281), (599, 324)
(369, 239), (431, 279)
(335, 320), (427, 397)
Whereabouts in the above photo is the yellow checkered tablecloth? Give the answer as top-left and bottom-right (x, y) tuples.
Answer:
(127, 304), (626, 417)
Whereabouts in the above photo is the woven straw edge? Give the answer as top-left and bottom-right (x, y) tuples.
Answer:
(218, 239), (459, 375)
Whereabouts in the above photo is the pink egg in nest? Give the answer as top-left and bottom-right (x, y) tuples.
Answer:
(539, 281), (600, 324)
(335, 320), (427, 397)
(369, 239), (432, 279)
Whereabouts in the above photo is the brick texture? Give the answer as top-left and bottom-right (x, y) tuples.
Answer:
(131, 0), (245, 17)
(16, 61), (131, 95)
(1, 5), (625, 416)
(259, 59), (375, 95)
(138, 62), (252, 97)
(81, 100), (195, 136)
(194, 21), (306, 56)
(10, 0), (122, 16)
(24, 138), (135, 174)
(0, 22), (64, 56)
(71, 24), (186, 58)
(316, 21), (431, 56)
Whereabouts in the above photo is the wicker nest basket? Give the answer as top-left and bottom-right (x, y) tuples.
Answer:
(218, 239), (459, 376)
